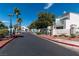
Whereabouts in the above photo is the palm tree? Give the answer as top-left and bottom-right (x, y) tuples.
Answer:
(13, 24), (18, 34)
(14, 8), (21, 18)
(17, 18), (22, 27)
(17, 18), (22, 33)
(8, 14), (13, 36)
(14, 7), (21, 33)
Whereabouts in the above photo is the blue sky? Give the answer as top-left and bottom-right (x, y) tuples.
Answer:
(0, 3), (79, 27)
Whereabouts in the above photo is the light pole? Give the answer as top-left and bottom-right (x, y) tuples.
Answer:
(8, 14), (13, 37)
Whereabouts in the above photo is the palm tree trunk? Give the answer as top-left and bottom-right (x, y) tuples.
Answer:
(20, 22), (21, 33)
(17, 15), (19, 19)
(16, 15), (19, 33)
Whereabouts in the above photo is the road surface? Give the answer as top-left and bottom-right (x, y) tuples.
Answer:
(0, 32), (79, 56)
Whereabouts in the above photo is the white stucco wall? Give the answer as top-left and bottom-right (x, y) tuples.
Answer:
(53, 12), (79, 35)
(53, 29), (70, 35)
(66, 13), (79, 29)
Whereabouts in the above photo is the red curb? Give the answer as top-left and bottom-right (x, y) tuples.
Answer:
(37, 35), (79, 48)
(0, 36), (17, 48)
(0, 38), (14, 48)
(0, 33), (23, 48)
(52, 40), (79, 47)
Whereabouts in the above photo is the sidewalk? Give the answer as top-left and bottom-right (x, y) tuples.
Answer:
(38, 35), (79, 47)
(0, 33), (20, 48)
(0, 37), (14, 48)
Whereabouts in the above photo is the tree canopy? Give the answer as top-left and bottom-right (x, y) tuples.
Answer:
(0, 21), (8, 29)
(28, 12), (55, 29)
(14, 8), (21, 18)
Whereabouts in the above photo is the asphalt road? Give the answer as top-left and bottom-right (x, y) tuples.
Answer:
(0, 32), (79, 56)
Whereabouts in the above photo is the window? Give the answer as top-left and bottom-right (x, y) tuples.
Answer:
(56, 26), (63, 29)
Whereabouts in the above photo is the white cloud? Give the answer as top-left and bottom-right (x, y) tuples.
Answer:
(63, 11), (67, 14)
(2, 21), (9, 23)
(44, 3), (54, 10)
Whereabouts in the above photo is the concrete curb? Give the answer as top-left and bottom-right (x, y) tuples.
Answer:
(44, 37), (79, 47)
(36, 35), (79, 48)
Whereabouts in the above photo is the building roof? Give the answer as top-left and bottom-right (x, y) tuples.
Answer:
(56, 12), (79, 19)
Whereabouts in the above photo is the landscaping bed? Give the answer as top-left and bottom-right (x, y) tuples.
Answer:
(0, 33), (21, 48)
(38, 34), (79, 41)
(0, 37), (13, 48)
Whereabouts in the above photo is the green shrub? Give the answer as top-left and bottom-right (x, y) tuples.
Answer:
(36, 32), (42, 35)
(54, 35), (58, 37)
(59, 34), (69, 37)
(36, 31), (47, 35)
(70, 34), (76, 38)
(0, 29), (9, 37)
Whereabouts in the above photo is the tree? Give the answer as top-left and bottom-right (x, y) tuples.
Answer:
(0, 21), (8, 29)
(17, 18), (22, 32)
(28, 12), (55, 35)
(0, 21), (8, 38)
(17, 18), (22, 27)
(28, 21), (37, 29)
(14, 8), (21, 18)
(37, 12), (55, 29)
(36, 12), (55, 35)
(14, 7), (21, 33)
(13, 24), (18, 34)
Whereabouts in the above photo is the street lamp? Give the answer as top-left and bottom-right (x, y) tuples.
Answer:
(8, 14), (13, 37)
